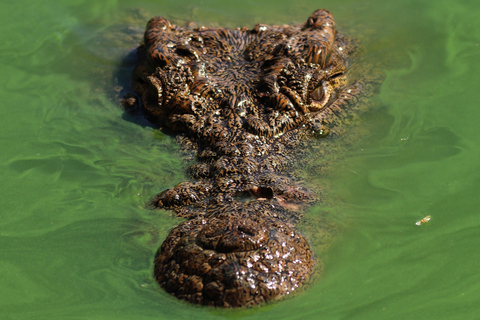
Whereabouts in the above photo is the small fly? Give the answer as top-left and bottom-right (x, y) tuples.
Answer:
(415, 215), (431, 226)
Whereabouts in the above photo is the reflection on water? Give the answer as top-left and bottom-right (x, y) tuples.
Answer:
(1, 0), (480, 319)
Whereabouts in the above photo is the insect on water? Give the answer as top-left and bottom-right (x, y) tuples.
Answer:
(415, 215), (431, 226)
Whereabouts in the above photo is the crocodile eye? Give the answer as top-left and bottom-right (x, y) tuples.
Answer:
(308, 80), (334, 111)
(310, 85), (324, 102)
(175, 45), (200, 61)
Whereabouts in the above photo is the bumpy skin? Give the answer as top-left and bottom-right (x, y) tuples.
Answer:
(127, 9), (373, 307)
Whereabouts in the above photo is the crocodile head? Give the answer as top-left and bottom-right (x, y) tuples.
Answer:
(127, 9), (364, 307)
(131, 9), (351, 140)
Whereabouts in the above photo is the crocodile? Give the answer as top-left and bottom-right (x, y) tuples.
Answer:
(124, 9), (378, 307)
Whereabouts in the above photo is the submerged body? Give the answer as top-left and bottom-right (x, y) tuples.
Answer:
(126, 9), (377, 307)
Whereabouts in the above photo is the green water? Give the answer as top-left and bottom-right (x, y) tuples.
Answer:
(1, 0), (479, 319)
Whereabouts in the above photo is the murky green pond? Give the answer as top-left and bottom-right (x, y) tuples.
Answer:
(1, 0), (480, 319)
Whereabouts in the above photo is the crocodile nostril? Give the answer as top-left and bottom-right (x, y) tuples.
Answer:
(249, 186), (274, 199)
(197, 219), (268, 253)
(237, 225), (256, 237)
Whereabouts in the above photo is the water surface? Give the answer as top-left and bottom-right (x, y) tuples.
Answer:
(1, 0), (480, 319)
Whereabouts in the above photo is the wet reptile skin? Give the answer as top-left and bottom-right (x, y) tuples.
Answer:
(125, 9), (377, 307)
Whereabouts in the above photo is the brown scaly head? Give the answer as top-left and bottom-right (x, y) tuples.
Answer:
(127, 9), (366, 307)
(131, 9), (354, 140)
